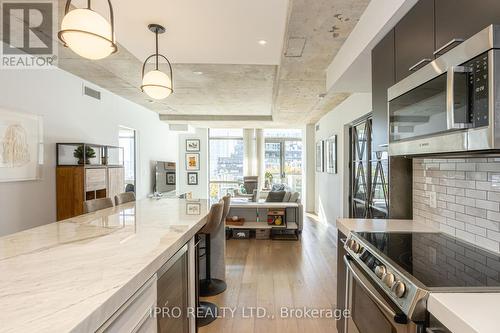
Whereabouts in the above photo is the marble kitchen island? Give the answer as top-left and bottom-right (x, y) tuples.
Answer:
(0, 198), (210, 333)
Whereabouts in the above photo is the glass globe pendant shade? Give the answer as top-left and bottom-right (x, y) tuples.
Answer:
(142, 70), (172, 100)
(59, 8), (116, 60)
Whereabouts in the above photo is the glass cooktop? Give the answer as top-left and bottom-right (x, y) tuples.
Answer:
(356, 232), (500, 288)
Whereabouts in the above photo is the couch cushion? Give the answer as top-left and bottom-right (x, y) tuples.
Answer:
(283, 192), (291, 202)
(266, 191), (286, 202)
(289, 192), (300, 202)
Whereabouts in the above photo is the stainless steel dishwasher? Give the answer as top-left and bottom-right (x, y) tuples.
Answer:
(156, 244), (190, 333)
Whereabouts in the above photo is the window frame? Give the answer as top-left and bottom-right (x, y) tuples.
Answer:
(208, 129), (244, 199)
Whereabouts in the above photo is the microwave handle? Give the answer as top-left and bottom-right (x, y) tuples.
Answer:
(446, 66), (472, 130)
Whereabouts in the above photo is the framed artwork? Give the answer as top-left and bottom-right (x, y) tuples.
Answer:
(186, 202), (201, 215)
(185, 153), (200, 171)
(325, 135), (337, 174)
(166, 172), (176, 185)
(0, 109), (43, 182)
(315, 140), (324, 172)
(187, 172), (198, 185)
(186, 139), (200, 152)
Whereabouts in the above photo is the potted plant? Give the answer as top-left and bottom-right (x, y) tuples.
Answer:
(74, 145), (96, 165)
(264, 171), (273, 189)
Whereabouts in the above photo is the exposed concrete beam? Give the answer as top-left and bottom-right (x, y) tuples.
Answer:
(159, 114), (273, 122)
(326, 0), (418, 93)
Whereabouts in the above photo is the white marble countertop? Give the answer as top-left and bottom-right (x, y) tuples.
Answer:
(428, 293), (500, 333)
(337, 218), (500, 333)
(336, 218), (436, 236)
(0, 198), (209, 333)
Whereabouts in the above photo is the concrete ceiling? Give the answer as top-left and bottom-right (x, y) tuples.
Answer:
(55, 0), (370, 127)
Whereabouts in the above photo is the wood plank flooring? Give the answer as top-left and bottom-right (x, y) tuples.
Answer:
(199, 214), (340, 333)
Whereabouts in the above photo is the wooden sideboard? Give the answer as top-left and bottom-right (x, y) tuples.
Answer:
(56, 166), (124, 221)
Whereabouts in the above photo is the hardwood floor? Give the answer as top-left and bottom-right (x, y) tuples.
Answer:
(199, 214), (340, 333)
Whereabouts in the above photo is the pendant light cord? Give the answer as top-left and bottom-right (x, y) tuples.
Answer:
(155, 30), (159, 70)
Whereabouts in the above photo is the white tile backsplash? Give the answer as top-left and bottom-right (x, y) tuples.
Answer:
(414, 158), (500, 253)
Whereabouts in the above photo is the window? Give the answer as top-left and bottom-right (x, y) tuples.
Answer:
(119, 127), (136, 192)
(349, 117), (388, 219)
(264, 129), (302, 193)
(209, 129), (243, 200)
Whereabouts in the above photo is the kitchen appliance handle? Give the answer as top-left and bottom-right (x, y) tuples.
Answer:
(446, 66), (471, 130)
(409, 58), (432, 72)
(434, 38), (464, 56)
(343, 255), (407, 325)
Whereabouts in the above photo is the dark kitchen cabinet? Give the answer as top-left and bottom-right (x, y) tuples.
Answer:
(435, 0), (500, 54)
(372, 30), (394, 151)
(394, 0), (435, 82)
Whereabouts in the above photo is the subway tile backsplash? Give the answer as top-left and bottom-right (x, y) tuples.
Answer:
(413, 158), (500, 253)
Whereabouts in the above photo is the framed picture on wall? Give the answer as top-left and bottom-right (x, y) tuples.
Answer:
(315, 140), (324, 172)
(0, 109), (43, 182)
(166, 172), (176, 185)
(185, 153), (200, 171)
(186, 202), (201, 215)
(187, 172), (198, 185)
(186, 139), (200, 152)
(325, 135), (337, 174)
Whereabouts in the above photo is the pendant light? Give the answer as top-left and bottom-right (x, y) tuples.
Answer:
(141, 24), (173, 100)
(58, 0), (117, 60)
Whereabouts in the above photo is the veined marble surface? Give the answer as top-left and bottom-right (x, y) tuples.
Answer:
(336, 218), (437, 236)
(0, 198), (209, 333)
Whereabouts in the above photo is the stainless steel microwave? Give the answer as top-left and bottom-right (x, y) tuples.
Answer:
(388, 25), (500, 156)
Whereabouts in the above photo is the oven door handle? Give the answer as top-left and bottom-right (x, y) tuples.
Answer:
(344, 255), (408, 325)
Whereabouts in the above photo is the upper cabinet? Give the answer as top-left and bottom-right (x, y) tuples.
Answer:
(372, 30), (395, 151)
(435, 0), (500, 53)
(394, 0), (435, 82)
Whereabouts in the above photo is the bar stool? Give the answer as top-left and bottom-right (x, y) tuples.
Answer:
(114, 192), (136, 205)
(200, 194), (230, 297)
(83, 198), (114, 213)
(196, 201), (224, 327)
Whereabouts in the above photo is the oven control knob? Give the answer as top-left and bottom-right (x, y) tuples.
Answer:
(392, 281), (406, 298)
(374, 265), (386, 279)
(346, 239), (354, 249)
(350, 241), (361, 253)
(382, 273), (395, 288)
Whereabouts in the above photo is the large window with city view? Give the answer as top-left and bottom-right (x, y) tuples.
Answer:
(209, 129), (244, 200)
(264, 129), (302, 194)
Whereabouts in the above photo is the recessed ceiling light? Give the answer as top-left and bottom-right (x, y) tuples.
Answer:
(258, 40), (267, 45)
(193, 71), (203, 75)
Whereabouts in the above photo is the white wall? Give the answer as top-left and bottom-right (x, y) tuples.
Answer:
(304, 124), (316, 212)
(314, 93), (372, 225)
(0, 68), (178, 236)
(178, 128), (209, 199)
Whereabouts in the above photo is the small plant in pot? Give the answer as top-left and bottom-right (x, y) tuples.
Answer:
(74, 145), (96, 165)
(264, 171), (273, 189)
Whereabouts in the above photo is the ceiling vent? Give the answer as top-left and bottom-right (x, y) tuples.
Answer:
(284, 37), (306, 57)
(83, 85), (101, 100)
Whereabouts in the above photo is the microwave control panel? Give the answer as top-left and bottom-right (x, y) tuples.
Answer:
(465, 53), (489, 127)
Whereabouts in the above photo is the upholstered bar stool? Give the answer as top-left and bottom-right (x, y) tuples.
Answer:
(200, 194), (230, 297)
(196, 201), (224, 327)
(83, 198), (114, 213)
(114, 192), (136, 205)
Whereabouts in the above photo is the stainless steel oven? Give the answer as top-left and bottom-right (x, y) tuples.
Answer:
(343, 256), (421, 333)
(388, 25), (500, 156)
